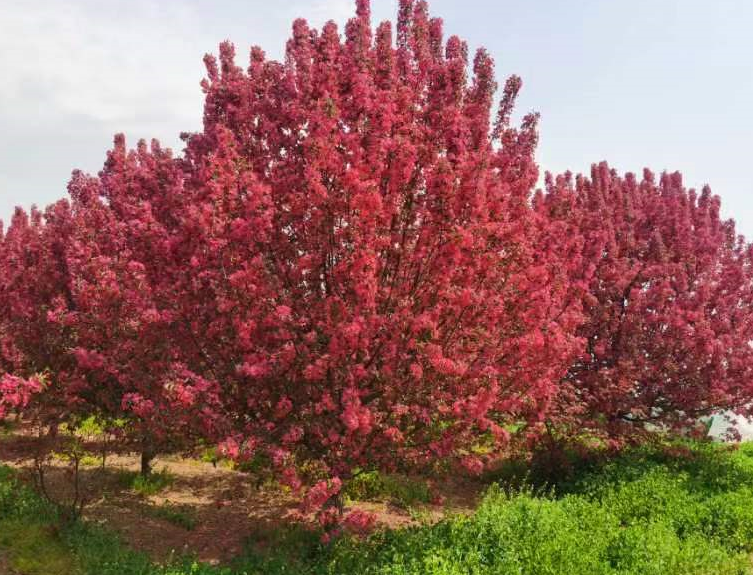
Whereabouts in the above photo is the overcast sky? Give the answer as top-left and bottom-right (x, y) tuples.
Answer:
(2, 0), (752, 237)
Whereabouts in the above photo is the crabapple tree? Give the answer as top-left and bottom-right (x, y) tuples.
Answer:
(177, 0), (584, 509)
(538, 163), (753, 441)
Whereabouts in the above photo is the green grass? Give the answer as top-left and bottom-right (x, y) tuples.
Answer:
(116, 468), (175, 496)
(0, 465), (81, 574)
(0, 464), (226, 575)
(4, 440), (753, 574)
(344, 470), (432, 508)
(0, 521), (80, 575)
(0, 419), (16, 439)
(143, 502), (197, 531)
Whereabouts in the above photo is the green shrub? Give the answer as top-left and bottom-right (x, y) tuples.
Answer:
(199, 447), (220, 465)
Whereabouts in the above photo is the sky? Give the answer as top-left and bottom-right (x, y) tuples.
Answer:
(2, 0), (753, 236)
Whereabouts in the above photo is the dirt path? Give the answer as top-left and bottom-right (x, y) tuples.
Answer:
(88, 456), (301, 562)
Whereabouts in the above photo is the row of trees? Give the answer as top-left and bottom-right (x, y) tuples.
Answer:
(2, 0), (753, 521)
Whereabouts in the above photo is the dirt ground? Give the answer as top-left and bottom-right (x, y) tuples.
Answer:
(0, 423), (480, 565)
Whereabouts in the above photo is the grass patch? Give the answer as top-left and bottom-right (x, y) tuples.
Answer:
(79, 453), (104, 467)
(143, 502), (197, 531)
(0, 520), (80, 575)
(0, 466), (81, 574)
(116, 468), (175, 496)
(0, 418), (16, 439)
(323, 485), (749, 575)
(344, 470), (431, 508)
(199, 446), (220, 465)
(321, 441), (753, 575)
(232, 523), (324, 573)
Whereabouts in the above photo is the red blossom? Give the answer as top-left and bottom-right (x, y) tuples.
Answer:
(342, 510), (377, 537)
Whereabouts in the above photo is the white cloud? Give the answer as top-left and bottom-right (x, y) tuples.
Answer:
(0, 0), (205, 126)
(0, 0), (219, 219)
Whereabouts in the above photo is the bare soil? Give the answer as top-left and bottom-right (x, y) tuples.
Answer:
(0, 423), (480, 565)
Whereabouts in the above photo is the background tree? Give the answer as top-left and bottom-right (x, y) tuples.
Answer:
(61, 139), (223, 475)
(0, 202), (78, 428)
(538, 163), (753, 441)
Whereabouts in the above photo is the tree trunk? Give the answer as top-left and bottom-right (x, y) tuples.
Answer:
(140, 442), (155, 476)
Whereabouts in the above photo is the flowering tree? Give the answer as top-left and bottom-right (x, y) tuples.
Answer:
(538, 163), (753, 441)
(176, 0), (584, 510)
(59, 139), (223, 474)
(0, 141), (222, 475)
(0, 202), (78, 426)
